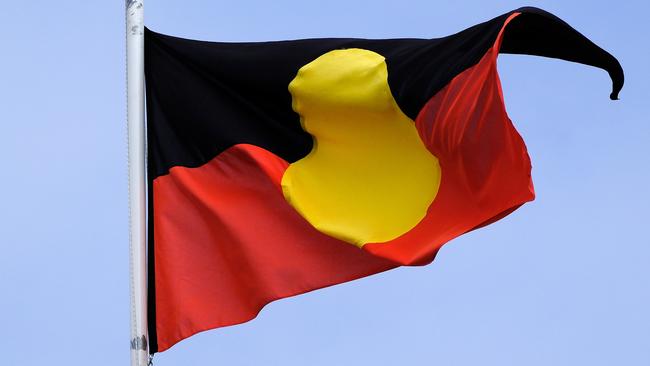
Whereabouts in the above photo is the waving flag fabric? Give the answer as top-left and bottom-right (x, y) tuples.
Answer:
(144, 7), (623, 352)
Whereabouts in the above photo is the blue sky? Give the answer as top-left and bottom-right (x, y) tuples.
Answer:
(1, 1), (648, 365)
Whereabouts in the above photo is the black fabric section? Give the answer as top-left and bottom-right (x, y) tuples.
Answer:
(144, 14), (510, 179)
(500, 7), (624, 100)
(145, 7), (622, 180)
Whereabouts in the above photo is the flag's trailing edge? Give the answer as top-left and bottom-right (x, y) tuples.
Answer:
(144, 7), (623, 352)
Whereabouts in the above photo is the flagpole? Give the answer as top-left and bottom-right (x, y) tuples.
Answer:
(126, 1), (149, 365)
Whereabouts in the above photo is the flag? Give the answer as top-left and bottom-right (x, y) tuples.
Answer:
(144, 7), (623, 352)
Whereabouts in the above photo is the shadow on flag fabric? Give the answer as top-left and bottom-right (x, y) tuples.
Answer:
(144, 7), (623, 352)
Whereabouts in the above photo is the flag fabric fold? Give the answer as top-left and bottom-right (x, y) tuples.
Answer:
(144, 7), (623, 352)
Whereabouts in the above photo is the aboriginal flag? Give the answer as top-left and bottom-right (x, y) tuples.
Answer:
(144, 7), (623, 352)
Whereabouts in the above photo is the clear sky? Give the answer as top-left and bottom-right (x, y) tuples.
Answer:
(1, 1), (648, 365)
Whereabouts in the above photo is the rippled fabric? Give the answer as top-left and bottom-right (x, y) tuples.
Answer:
(145, 8), (623, 352)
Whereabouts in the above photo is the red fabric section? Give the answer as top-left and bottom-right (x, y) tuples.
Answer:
(153, 144), (396, 352)
(364, 13), (534, 264)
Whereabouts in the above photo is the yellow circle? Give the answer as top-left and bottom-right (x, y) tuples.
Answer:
(282, 49), (441, 246)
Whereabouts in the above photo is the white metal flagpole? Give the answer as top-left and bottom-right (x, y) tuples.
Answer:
(126, 0), (149, 365)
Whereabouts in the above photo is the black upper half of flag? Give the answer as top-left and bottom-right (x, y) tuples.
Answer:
(144, 7), (623, 181)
